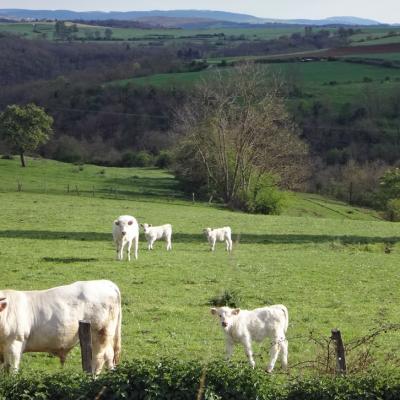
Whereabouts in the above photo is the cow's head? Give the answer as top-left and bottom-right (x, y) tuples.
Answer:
(0, 297), (7, 313)
(203, 228), (212, 237)
(114, 218), (135, 236)
(140, 223), (152, 234)
(211, 306), (240, 332)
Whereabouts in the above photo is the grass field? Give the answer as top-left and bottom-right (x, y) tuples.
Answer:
(1, 157), (400, 375)
(0, 22), (305, 42)
(111, 60), (400, 107)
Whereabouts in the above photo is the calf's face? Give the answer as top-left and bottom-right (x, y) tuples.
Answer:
(140, 223), (152, 234)
(115, 219), (134, 236)
(211, 306), (240, 332)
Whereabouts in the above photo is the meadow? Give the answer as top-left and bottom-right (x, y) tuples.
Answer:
(0, 157), (400, 375)
(111, 60), (400, 107)
(0, 22), (305, 41)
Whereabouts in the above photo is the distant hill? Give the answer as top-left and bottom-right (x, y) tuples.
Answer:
(0, 9), (387, 26)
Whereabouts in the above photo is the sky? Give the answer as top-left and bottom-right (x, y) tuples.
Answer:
(1, 0), (399, 24)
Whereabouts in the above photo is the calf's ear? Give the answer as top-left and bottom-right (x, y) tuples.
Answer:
(210, 308), (217, 315)
(128, 220), (133, 225)
(114, 220), (120, 226)
(232, 308), (241, 315)
(0, 298), (7, 312)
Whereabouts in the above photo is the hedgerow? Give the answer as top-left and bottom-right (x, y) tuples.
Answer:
(1, 359), (400, 400)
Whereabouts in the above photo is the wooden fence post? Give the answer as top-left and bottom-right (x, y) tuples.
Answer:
(79, 320), (93, 373)
(331, 328), (346, 374)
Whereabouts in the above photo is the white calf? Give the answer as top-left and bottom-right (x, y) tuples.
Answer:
(112, 215), (139, 261)
(203, 227), (232, 252)
(211, 304), (288, 372)
(141, 223), (172, 251)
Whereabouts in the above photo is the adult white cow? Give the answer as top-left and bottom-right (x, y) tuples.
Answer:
(0, 280), (122, 374)
(203, 227), (232, 252)
(112, 215), (139, 261)
(211, 304), (288, 373)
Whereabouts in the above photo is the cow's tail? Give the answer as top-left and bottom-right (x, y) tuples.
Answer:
(280, 305), (289, 334)
(113, 288), (122, 366)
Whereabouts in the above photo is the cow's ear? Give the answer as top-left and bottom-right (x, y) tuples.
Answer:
(140, 223), (144, 227)
(149, 224), (152, 227)
(210, 307), (217, 315)
(0, 298), (7, 312)
(114, 220), (120, 226)
(232, 308), (240, 315)
(128, 220), (133, 226)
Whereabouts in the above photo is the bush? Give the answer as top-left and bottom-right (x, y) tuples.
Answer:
(209, 289), (241, 308)
(1, 360), (400, 400)
(155, 150), (173, 169)
(385, 198), (400, 221)
(120, 150), (154, 167)
(251, 186), (286, 215)
(0, 154), (13, 159)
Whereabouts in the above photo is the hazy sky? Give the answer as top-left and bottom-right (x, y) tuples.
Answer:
(1, 0), (399, 24)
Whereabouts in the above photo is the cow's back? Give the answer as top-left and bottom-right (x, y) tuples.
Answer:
(23, 280), (120, 353)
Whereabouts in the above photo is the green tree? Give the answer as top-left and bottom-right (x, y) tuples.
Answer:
(0, 103), (54, 167)
(104, 28), (113, 40)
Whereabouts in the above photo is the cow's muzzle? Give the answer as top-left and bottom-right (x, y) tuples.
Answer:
(222, 322), (228, 328)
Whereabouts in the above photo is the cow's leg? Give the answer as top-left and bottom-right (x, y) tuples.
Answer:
(211, 239), (216, 252)
(225, 338), (234, 361)
(150, 238), (156, 250)
(242, 336), (255, 368)
(115, 242), (121, 260)
(127, 240), (132, 261)
(280, 338), (288, 370)
(228, 238), (233, 252)
(266, 338), (281, 373)
(118, 241), (124, 261)
(104, 344), (115, 370)
(166, 236), (172, 251)
(91, 332), (107, 375)
(4, 340), (24, 373)
(225, 239), (231, 251)
(133, 236), (138, 260)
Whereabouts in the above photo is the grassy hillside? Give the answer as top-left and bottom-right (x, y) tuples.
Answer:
(0, 157), (399, 374)
(111, 60), (400, 106)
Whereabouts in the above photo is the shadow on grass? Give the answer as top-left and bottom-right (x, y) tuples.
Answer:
(42, 257), (98, 263)
(1, 230), (399, 245)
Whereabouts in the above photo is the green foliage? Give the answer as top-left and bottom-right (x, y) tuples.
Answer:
(209, 289), (241, 308)
(1, 361), (400, 399)
(385, 198), (400, 222)
(380, 168), (400, 200)
(155, 150), (173, 169)
(121, 151), (154, 167)
(0, 103), (53, 167)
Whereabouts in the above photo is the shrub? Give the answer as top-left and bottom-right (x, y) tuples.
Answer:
(385, 198), (400, 221)
(209, 289), (241, 308)
(120, 150), (154, 167)
(251, 186), (286, 215)
(0, 154), (13, 159)
(155, 150), (173, 169)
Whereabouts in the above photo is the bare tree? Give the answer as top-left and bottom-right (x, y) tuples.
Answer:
(174, 63), (309, 205)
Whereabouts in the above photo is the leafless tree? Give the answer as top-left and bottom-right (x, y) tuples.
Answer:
(174, 63), (310, 205)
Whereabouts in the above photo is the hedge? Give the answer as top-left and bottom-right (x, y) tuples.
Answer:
(1, 359), (400, 400)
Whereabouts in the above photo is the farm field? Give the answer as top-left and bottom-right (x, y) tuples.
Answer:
(112, 60), (400, 106)
(0, 22), (306, 41)
(0, 157), (399, 374)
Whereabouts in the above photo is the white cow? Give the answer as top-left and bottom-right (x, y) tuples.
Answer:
(112, 215), (139, 261)
(141, 223), (172, 251)
(0, 280), (121, 374)
(203, 227), (232, 252)
(211, 304), (288, 372)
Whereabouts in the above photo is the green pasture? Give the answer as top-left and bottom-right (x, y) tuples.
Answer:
(0, 157), (399, 374)
(0, 22), (305, 42)
(342, 52), (400, 61)
(111, 60), (400, 106)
